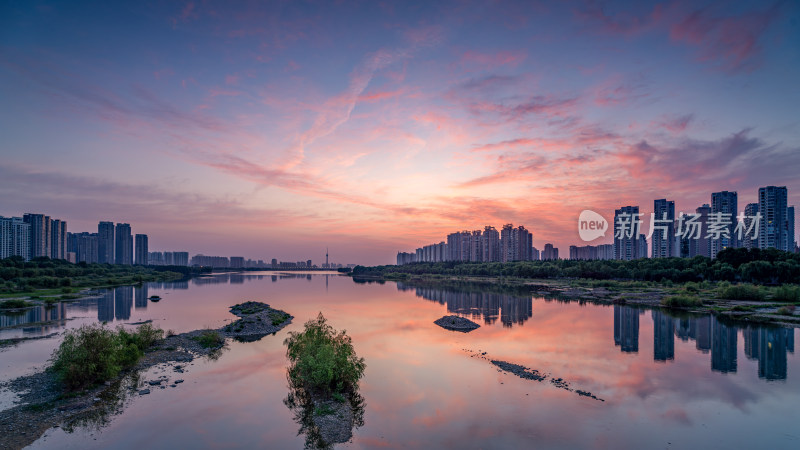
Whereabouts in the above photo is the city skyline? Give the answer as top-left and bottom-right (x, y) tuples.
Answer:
(2, 1), (800, 265)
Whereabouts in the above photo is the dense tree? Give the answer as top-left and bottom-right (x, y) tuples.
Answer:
(354, 248), (800, 285)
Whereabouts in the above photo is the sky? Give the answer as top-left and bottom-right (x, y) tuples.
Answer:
(1, 0), (799, 265)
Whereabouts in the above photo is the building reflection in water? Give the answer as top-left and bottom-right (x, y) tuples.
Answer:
(397, 283), (533, 327)
(652, 310), (675, 362)
(0, 302), (67, 334)
(97, 289), (115, 322)
(711, 319), (737, 373)
(163, 280), (189, 289)
(115, 286), (133, 321)
(608, 305), (795, 380)
(690, 315), (712, 353)
(744, 325), (795, 380)
(614, 305), (641, 353)
(230, 273), (245, 284)
(135, 285), (148, 310)
(192, 274), (230, 286)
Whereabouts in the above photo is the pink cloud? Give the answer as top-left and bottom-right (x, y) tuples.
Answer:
(656, 113), (694, 134)
(669, 4), (780, 72)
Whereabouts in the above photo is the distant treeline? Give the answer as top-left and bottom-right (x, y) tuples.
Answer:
(0, 256), (209, 293)
(352, 248), (800, 285)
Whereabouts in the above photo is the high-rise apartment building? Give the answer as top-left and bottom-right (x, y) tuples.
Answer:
(115, 223), (133, 265)
(542, 243), (558, 260)
(688, 204), (711, 258)
(652, 199), (675, 258)
(638, 234), (648, 259)
(614, 206), (641, 260)
(50, 219), (67, 259)
(742, 203), (759, 249)
(447, 231), (473, 262)
(500, 224), (514, 262)
(500, 224), (532, 262)
(98, 221), (115, 264)
(569, 244), (614, 260)
(0, 216), (31, 260)
(482, 226), (500, 262)
(758, 186), (788, 251)
(23, 213), (49, 258)
(230, 256), (245, 268)
(135, 234), (148, 265)
(67, 232), (99, 263)
(711, 191), (738, 258)
(789, 206), (796, 252)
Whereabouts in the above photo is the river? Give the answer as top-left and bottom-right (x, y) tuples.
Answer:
(1, 272), (798, 448)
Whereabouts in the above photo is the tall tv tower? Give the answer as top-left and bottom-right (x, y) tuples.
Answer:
(326, 247), (329, 268)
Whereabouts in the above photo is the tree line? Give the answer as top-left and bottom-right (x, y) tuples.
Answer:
(352, 248), (800, 285)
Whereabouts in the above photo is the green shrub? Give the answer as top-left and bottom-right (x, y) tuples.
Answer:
(776, 305), (796, 316)
(661, 294), (703, 308)
(314, 404), (336, 416)
(193, 330), (225, 349)
(717, 284), (766, 301)
(49, 323), (163, 390)
(284, 313), (365, 397)
(270, 311), (290, 326)
(0, 299), (32, 309)
(772, 285), (800, 302)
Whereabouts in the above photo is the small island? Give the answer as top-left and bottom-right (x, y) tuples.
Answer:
(434, 315), (480, 332)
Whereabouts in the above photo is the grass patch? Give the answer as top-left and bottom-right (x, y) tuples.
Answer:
(776, 305), (796, 316)
(314, 403), (336, 416)
(661, 294), (703, 308)
(193, 330), (225, 349)
(717, 284), (766, 301)
(49, 323), (163, 390)
(772, 285), (800, 302)
(0, 299), (33, 309)
(270, 311), (290, 326)
(731, 305), (757, 312)
(285, 313), (365, 398)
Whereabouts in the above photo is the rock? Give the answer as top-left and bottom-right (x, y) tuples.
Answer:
(138, 389), (150, 395)
(174, 379), (184, 384)
(148, 380), (161, 386)
(434, 315), (480, 332)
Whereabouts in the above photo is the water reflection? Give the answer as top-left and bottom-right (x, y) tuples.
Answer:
(611, 304), (794, 380)
(0, 303), (67, 328)
(0, 279), (193, 338)
(134, 285), (148, 310)
(613, 305), (641, 353)
(652, 309), (674, 361)
(115, 286), (133, 321)
(284, 386), (365, 449)
(397, 282), (533, 327)
(744, 325), (795, 380)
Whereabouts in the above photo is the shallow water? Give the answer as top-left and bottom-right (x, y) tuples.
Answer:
(2, 272), (799, 448)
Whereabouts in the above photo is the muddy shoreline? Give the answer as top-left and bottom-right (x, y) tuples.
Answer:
(0, 302), (292, 450)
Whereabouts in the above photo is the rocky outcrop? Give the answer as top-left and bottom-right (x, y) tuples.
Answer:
(434, 315), (480, 332)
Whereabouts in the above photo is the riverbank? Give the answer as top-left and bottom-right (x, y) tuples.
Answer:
(0, 302), (292, 450)
(354, 273), (800, 328)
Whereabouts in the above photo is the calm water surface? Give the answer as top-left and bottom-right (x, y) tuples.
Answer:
(1, 272), (798, 449)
